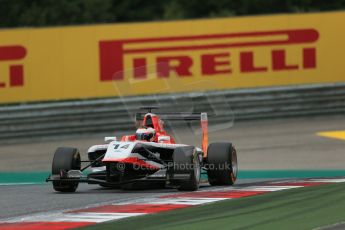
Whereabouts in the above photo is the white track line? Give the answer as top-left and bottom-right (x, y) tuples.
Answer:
(51, 212), (145, 223)
(149, 197), (228, 205)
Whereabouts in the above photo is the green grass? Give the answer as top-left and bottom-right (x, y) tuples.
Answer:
(80, 183), (345, 230)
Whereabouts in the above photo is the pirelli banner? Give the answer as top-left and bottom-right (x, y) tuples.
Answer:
(0, 12), (345, 104)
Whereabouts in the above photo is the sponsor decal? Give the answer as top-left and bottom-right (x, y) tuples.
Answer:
(1, 12), (344, 104)
(99, 29), (318, 81)
(0, 45), (26, 88)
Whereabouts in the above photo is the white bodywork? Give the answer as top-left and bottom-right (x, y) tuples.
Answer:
(102, 141), (190, 169)
(102, 141), (190, 161)
(88, 140), (202, 172)
(102, 141), (137, 161)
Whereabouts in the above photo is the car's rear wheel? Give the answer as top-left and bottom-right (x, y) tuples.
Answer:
(169, 146), (201, 191)
(52, 147), (81, 192)
(207, 142), (237, 186)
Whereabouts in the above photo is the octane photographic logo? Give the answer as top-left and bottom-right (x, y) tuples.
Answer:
(0, 45), (27, 89)
(115, 161), (232, 171)
(98, 28), (319, 141)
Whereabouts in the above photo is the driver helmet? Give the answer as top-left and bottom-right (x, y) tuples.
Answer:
(135, 127), (156, 141)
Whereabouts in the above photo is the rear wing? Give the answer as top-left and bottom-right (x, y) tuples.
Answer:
(135, 112), (206, 121)
(135, 112), (208, 156)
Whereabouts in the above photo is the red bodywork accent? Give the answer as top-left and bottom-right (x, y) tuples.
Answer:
(143, 114), (175, 143)
(121, 113), (176, 144)
(201, 115), (208, 156)
(121, 135), (136, 142)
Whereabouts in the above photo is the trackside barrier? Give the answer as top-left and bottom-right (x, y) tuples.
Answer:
(0, 83), (344, 144)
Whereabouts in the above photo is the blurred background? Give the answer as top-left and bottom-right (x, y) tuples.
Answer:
(1, 0), (345, 27)
(0, 0), (344, 178)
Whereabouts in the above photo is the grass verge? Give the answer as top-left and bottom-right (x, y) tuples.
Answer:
(80, 182), (345, 230)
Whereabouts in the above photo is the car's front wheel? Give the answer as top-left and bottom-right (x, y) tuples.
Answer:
(169, 146), (201, 191)
(52, 147), (81, 192)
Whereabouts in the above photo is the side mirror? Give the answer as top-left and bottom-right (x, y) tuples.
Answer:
(158, 136), (170, 142)
(104, 136), (117, 142)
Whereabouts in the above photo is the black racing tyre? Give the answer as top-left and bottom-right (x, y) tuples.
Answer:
(52, 147), (81, 192)
(206, 142), (237, 186)
(170, 146), (201, 191)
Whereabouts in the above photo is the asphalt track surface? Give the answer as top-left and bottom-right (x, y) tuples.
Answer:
(0, 179), (269, 220)
(0, 116), (344, 221)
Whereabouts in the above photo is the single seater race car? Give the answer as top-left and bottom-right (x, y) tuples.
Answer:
(46, 107), (238, 192)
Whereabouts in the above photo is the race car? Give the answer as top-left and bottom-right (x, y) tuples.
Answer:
(46, 107), (238, 192)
